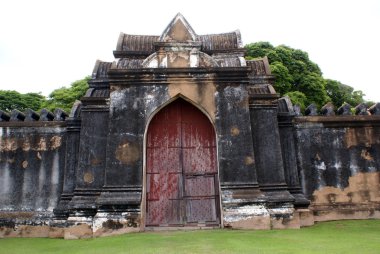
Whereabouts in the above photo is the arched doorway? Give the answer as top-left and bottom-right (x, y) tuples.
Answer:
(146, 98), (220, 227)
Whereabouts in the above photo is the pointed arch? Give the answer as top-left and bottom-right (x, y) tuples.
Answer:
(143, 97), (221, 227)
(148, 94), (216, 126)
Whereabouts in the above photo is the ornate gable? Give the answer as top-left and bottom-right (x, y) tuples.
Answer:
(159, 13), (197, 42)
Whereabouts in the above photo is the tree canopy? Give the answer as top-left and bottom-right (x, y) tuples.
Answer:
(325, 79), (365, 107)
(245, 42), (365, 109)
(43, 76), (90, 113)
(0, 77), (89, 114)
(0, 91), (45, 112)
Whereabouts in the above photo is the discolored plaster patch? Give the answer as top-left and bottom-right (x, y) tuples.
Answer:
(115, 141), (140, 165)
(344, 127), (380, 148)
(83, 172), (94, 184)
(50, 136), (62, 150)
(48, 227), (65, 238)
(225, 215), (271, 230)
(312, 172), (380, 205)
(22, 161), (28, 169)
(93, 222), (140, 237)
(312, 209), (380, 222)
(64, 224), (93, 239)
(90, 157), (102, 166)
(245, 156), (254, 165)
(230, 126), (240, 136)
(111, 84), (120, 92)
(0, 135), (62, 152)
(0, 225), (64, 238)
(36, 137), (47, 151)
(168, 79), (216, 121)
(361, 149), (374, 161)
(0, 138), (17, 151)
(167, 51), (190, 68)
(270, 215), (300, 229)
(22, 140), (31, 151)
(297, 209), (315, 227)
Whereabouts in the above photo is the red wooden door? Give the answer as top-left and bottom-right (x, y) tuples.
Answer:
(146, 99), (220, 226)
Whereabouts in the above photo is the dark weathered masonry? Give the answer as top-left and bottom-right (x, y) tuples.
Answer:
(1, 14), (379, 238)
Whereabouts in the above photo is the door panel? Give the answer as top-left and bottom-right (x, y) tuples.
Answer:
(182, 147), (216, 174)
(186, 198), (217, 223)
(146, 99), (219, 226)
(184, 176), (215, 197)
(147, 147), (181, 173)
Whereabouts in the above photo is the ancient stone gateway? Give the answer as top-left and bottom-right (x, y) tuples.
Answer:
(0, 13), (379, 238)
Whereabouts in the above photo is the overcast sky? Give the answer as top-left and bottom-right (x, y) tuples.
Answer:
(0, 0), (379, 102)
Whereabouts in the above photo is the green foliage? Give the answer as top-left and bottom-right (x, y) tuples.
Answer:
(245, 42), (365, 109)
(43, 76), (90, 113)
(285, 91), (308, 111)
(0, 77), (89, 114)
(0, 220), (379, 254)
(269, 61), (293, 95)
(325, 79), (364, 107)
(245, 41), (275, 60)
(297, 72), (329, 106)
(0, 91), (45, 112)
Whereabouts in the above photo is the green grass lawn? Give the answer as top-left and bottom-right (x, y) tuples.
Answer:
(1, 220), (379, 254)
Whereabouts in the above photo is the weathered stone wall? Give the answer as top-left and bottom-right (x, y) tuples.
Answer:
(0, 121), (66, 236)
(294, 116), (380, 221)
(1, 14), (380, 238)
